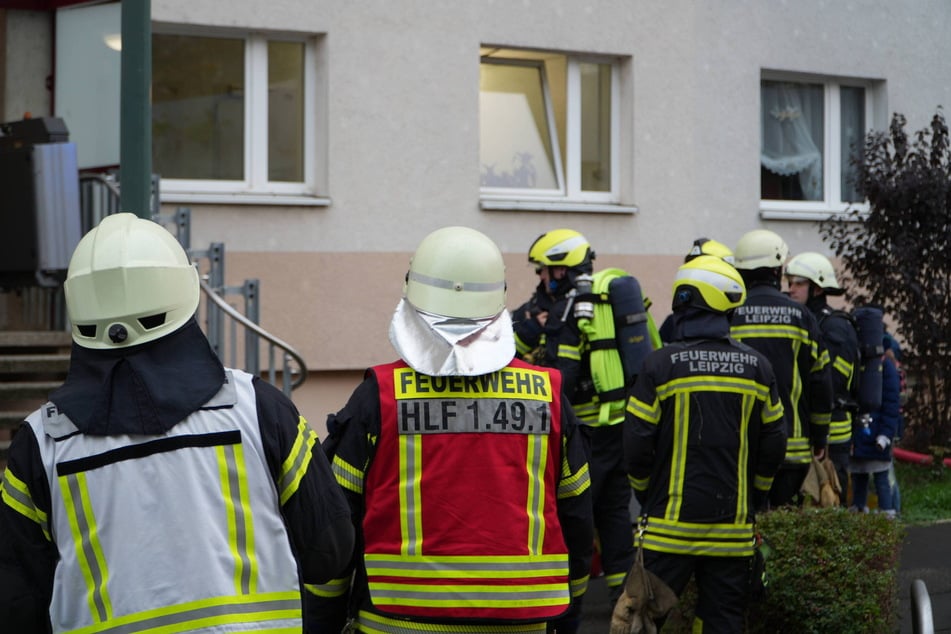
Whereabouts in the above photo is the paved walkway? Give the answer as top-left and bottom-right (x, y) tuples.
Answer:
(578, 520), (951, 633)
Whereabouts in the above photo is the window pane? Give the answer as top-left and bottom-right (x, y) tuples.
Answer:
(479, 62), (558, 189)
(760, 80), (824, 201)
(840, 86), (865, 202)
(268, 41), (304, 182)
(152, 34), (244, 180)
(580, 62), (611, 192)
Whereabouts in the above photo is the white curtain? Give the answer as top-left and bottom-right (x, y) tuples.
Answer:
(761, 81), (823, 200)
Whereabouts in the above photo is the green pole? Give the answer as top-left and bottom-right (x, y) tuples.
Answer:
(119, 0), (152, 219)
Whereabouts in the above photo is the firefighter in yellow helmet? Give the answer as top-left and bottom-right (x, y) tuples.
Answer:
(658, 237), (735, 343)
(0, 213), (353, 632)
(785, 251), (859, 507)
(729, 229), (833, 508)
(513, 228), (644, 606)
(620, 255), (786, 632)
(312, 226), (594, 634)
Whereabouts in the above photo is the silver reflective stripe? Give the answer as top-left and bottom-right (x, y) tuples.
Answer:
(63, 474), (110, 622)
(407, 270), (505, 293)
(401, 434), (421, 556)
(220, 443), (254, 594)
(89, 596), (301, 634)
(365, 556), (567, 575)
(527, 434), (544, 554)
(0, 475), (50, 539)
(370, 586), (566, 602)
(278, 420), (316, 504)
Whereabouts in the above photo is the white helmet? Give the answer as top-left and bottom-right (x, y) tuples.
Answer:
(64, 213), (199, 349)
(404, 226), (507, 319)
(733, 229), (789, 270)
(786, 252), (843, 295)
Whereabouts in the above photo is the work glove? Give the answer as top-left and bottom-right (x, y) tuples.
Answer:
(876, 435), (891, 450)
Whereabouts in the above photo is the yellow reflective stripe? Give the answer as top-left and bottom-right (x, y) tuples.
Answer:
(665, 392), (689, 522)
(829, 417), (852, 443)
(557, 344), (582, 361)
(60, 472), (113, 623)
(65, 591), (302, 634)
(605, 571), (626, 588)
(357, 609), (546, 633)
(628, 474), (648, 491)
(753, 474), (773, 491)
(279, 416), (316, 505)
(735, 395), (753, 524)
(304, 576), (350, 598)
(814, 346), (830, 371)
(570, 574), (589, 598)
(332, 454), (364, 494)
(364, 553), (567, 577)
(217, 443), (258, 595)
(1, 469), (51, 540)
(526, 434), (549, 555)
(833, 356), (854, 379)
(367, 581), (567, 607)
(784, 436), (812, 463)
(514, 334), (534, 356)
(626, 395), (660, 423)
(398, 434), (423, 556)
(655, 375), (772, 400)
(557, 460), (590, 499)
(731, 323), (810, 342)
(641, 517), (755, 557)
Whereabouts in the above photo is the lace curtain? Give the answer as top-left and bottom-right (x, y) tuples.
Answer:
(761, 81), (824, 201)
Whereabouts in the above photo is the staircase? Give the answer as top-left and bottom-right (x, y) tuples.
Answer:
(0, 330), (72, 467)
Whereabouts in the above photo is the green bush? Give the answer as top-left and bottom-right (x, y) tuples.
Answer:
(661, 508), (904, 633)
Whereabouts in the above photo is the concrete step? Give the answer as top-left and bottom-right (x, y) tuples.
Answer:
(0, 330), (72, 350)
(0, 353), (70, 374)
(0, 411), (32, 430)
(0, 381), (63, 401)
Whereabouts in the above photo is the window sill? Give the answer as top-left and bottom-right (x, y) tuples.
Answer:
(759, 209), (867, 222)
(480, 199), (638, 214)
(161, 191), (331, 207)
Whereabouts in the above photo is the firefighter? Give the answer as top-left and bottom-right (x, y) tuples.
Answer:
(785, 251), (860, 506)
(730, 229), (833, 508)
(310, 226), (594, 634)
(512, 229), (635, 603)
(0, 213), (353, 632)
(659, 237), (735, 343)
(622, 255), (787, 632)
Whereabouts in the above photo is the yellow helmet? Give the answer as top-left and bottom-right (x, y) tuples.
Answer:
(528, 229), (595, 273)
(786, 252), (843, 295)
(404, 226), (507, 319)
(64, 213), (199, 349)
(733, 229), (789, 270)
(672, 255), (746, 313)
(685, 237), (735, 264)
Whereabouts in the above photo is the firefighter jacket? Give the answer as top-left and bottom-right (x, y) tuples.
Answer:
(730, 284), (833, 465)
(0, 321), (353, 633)
(310, 358), (594, 634)
(624, 313), (788, 557)
(809, 298), (860, 446)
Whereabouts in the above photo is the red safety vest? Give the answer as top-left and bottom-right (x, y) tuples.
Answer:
(364, 358), (571, 622)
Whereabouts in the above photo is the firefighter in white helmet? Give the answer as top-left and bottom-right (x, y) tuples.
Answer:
(729, 230), (833, 508)
(620, 255), (786, 632)
(0, 213), (353, 632)
(785, 251), (859, 506)
(311, 226), (594, 634)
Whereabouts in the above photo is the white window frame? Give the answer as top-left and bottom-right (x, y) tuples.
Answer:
(480, 50), (633, 214)
(760, 72), (874, 221)
(156, 27), (324, 206)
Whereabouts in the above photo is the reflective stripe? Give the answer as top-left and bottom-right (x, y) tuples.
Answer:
(557, 459), (590, 499)
(279, 416), (317, 505)
(217, 443), (257, 595)
(357, 609), (546, 633)
(526, 434), (547, 554)
(557, 344), (581, 361)
(666, 391), (689, 522)
(407, 271), (505, 293)
(569, 574), (589, 598)
(399, 434), (423, 556)
(626, 395), (660, 424)
(64, 592), (301, 634)
(641, 517), (755, 557)
(333, 454), (365, 494)
(1, 468), (51, 540)
(364, 554), (568, 577)
(605, 571), (626, 589)
(60, 472), (113, 623)
(305, 576), (351, 598)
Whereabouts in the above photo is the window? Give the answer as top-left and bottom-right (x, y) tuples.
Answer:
(479, 48), (629, 212)
(760, 75), (874, 218)
(153, 30), (322, 203)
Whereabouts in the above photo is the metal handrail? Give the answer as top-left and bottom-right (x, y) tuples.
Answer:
(911, 579), (935, 634)
(199, 278), (308, 391)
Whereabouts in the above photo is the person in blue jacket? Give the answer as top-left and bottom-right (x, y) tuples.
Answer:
(849, 336), (902, 517)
